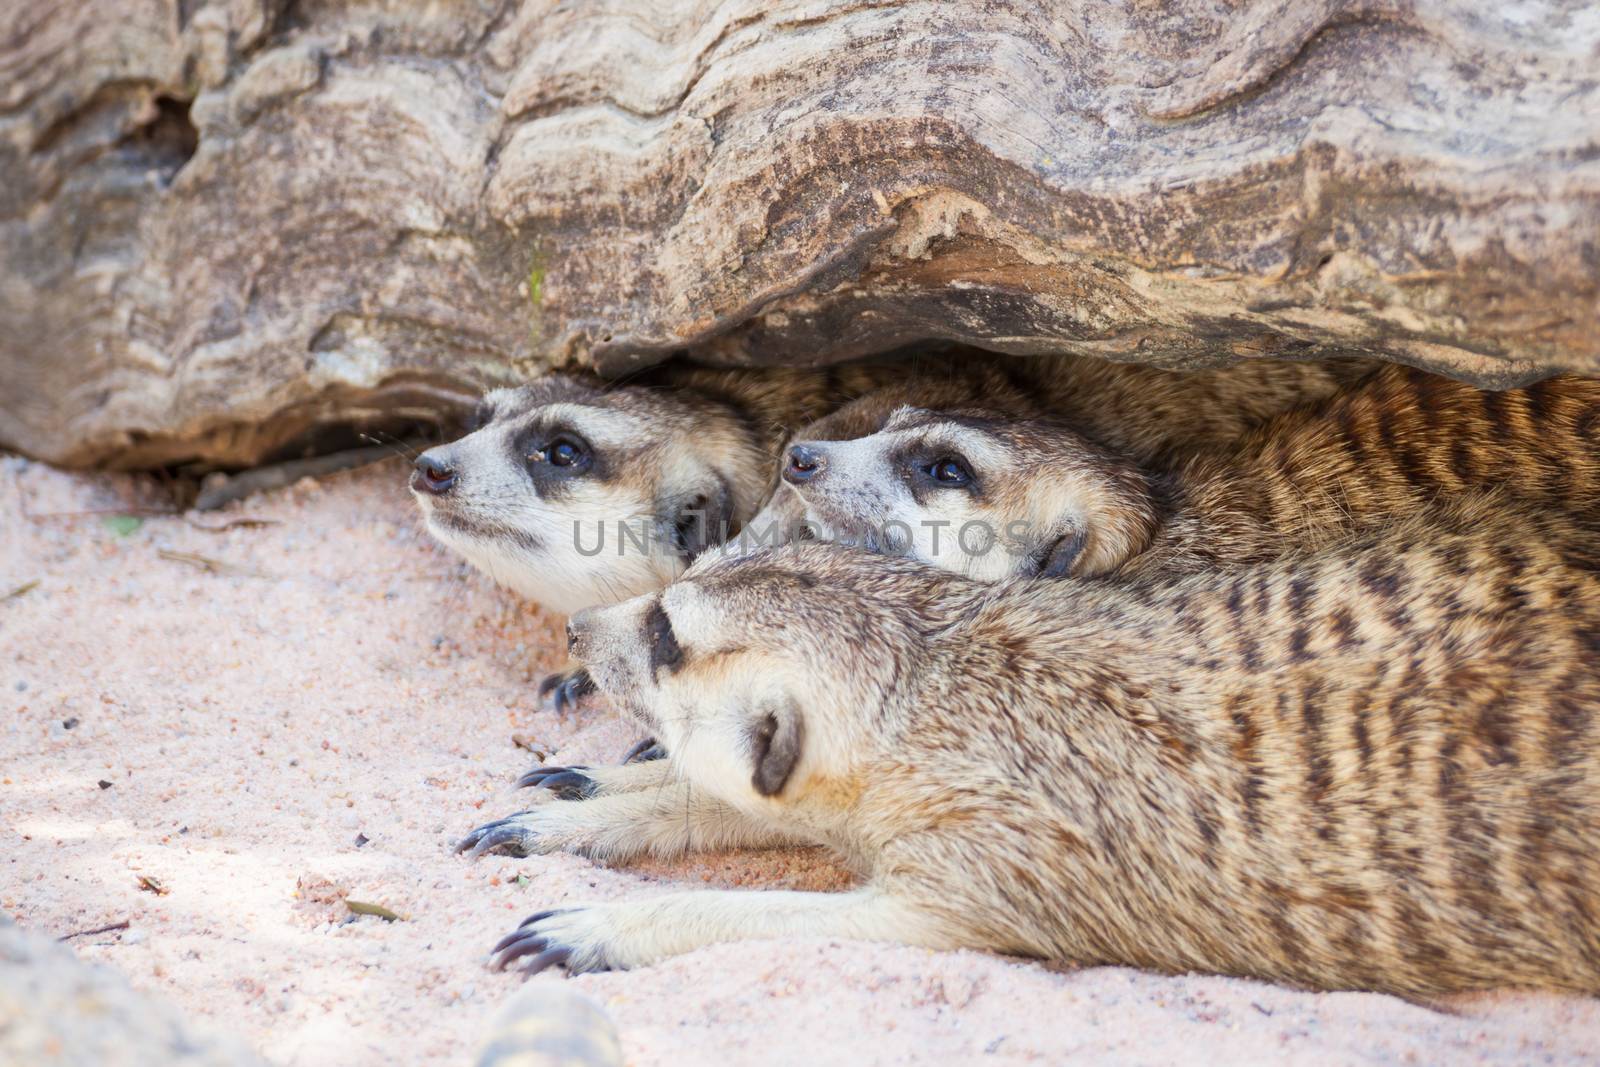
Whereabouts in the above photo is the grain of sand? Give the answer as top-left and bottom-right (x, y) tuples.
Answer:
(2, 455), (1597, 1066)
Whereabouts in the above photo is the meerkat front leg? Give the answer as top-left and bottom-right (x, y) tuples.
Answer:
(456, 784), (809, 862)
(490, 886), (952, 974)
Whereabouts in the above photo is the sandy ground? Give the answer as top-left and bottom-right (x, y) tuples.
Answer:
(3, 453), (1598, 1066)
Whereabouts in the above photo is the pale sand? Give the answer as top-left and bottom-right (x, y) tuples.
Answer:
(2, 454), (1596, 1066)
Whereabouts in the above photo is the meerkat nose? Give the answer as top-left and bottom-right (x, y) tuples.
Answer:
(412, 450), (456, 495)
(567, 609), (596, 656)
(783, 443), (826, 485)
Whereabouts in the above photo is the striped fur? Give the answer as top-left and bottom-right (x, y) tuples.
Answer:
(502, 499), (1600, 996)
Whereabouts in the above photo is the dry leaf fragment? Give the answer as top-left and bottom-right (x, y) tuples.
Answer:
(345, 899), (403, 921)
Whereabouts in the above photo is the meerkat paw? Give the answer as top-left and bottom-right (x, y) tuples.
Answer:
(490, 907), (627, 975)
(537, 668), (597, 714)
(515, 758), (673, 799)
(456, 809), (566, 858)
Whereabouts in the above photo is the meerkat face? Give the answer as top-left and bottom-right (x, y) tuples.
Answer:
(769, 407), (1159, 581)
(410, 374), (764, 616)
(569, 547), (953, 813)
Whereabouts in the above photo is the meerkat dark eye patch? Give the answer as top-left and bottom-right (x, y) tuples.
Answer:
(644, 600), (683, 679)
(898, 444), (981, 505)
(749, 704), (803, 797)
(513, 426), (598, 494)
(1033, 526), (1088, 579)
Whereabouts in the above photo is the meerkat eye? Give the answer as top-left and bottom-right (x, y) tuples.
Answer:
(926, 456), (972, 487)
(548, 439), (583, 467)
(528, 435), (591, 472)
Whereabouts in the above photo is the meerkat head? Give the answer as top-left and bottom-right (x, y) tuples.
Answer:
(409, 373), (770, 616)
(769, 407), (1160, 581)
(568, 545), (976, 812)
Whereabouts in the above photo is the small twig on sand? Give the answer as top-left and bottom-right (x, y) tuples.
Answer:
(194, 443), (420, 511)
(58, 920), (130, 941)
(3, 580), (40, 602)
(157, 549), (228, 572)
(157, 550), (265, 579)
(183, 517), (280, 533)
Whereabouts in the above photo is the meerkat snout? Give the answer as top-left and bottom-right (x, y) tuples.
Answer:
(782, 443), (827, 485)
(565, 595), (659, 699)
(411, 448), (457, 495)
(564, 605), (618, 663)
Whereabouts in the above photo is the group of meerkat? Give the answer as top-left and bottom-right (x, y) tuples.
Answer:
(411, 348), (1600, 998)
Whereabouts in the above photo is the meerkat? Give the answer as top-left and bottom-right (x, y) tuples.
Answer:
(411, 351), (1371, 705)
(768, 364), (1600, 581)
(461, 501), (1600, 997)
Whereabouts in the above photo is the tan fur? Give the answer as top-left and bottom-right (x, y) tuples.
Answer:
(793, 350), (1377, 462)
(1140, 366), (1600, 575)
(480, 499), (1600, 996)
(774, 365), (1600, 580)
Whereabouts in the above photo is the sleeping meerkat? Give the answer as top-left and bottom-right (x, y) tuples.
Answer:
(410, 352), (1371, 704)
(770, 364), (1600, 581)
(464, 501), (1600, 997)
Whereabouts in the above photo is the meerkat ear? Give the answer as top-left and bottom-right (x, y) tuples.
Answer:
(1033, 526), (1089, 579)
(749, 703), (804, 797)
(1033, 465), (1160, 580)
(671, 478), (735, 560)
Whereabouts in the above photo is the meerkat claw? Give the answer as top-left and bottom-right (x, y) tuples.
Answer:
(467, 826), (527, 858)
(621, 739), (667, 764)
(538, 669), (597, 714)
(522, 769), (598, 800)
(515, 765), (594, 792)
(492, 928), (574, 974)
(521, 947), (575, 977)
(492, 909), (616, 976)
(455, 813), (539, 858)
(455, 817), (502, 854)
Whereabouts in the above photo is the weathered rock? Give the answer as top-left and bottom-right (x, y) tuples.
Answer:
(2, 1), (1597, 469)
(0, 915), (266, 1066)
